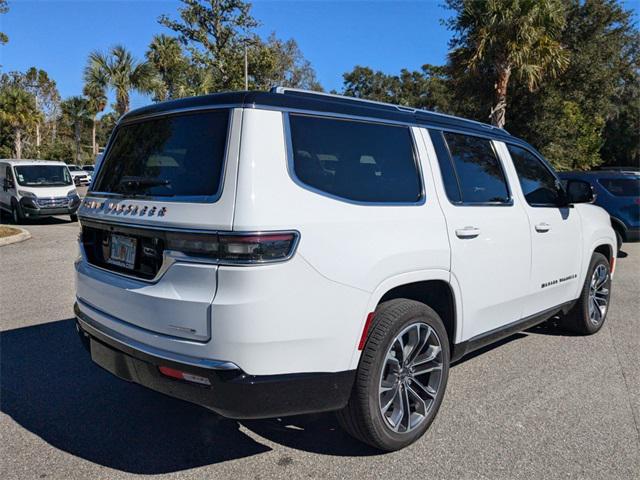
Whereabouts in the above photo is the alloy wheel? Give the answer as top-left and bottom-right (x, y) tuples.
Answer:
(378, 322), (443, 433)
(588, 264), (609, 325)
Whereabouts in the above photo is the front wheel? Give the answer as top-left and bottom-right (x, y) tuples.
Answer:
(11, 202), (24, 225)
(562, 252), (612, 335)
(337, 299), (450, 451)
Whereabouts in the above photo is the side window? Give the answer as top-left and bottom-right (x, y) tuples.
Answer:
(507, 144), (561, 207)
(429, 129), (461, 203)
(443, 132), (511, 204)
(288, 114), (422, 203)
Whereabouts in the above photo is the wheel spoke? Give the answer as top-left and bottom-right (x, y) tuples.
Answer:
(400, 384), (411, 431)
(380, 384), (400, 414)
(407, 383), (429, 417)
(411, 344), (441, 368)
(411, 377), (437, 399)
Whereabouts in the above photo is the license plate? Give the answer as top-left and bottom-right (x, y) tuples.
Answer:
(107, 234), (137, 269)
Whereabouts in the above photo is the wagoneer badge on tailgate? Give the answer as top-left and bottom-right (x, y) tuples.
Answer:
(83, 200), (167, 216)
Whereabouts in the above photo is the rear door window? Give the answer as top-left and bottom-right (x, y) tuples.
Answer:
(442, 133), (511, 204)
(93, 110), (229, 200)
(288, 114), (422, 203)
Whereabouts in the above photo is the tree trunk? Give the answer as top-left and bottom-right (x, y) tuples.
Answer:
(15, 129), (22, 159)
(116, 91), (129, 118)
(490, 66), (511, 128)
(92, 118), (97, 156)
(75, 123), (82, 163)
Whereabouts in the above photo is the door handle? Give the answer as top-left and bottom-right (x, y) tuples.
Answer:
(535, 222), (551, 233)
(455, 226), (481, 239)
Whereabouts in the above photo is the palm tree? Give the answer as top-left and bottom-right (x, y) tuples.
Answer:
(61, 96), (91, 163)
(447, 0), (569, 128)
(84, 45), (156, 117)
(0, 87), (40, 159)
(83, 83), (107, 156)
(146, 34), (187, 101)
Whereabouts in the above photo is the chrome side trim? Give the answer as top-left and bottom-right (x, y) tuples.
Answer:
(75, 302), (240, 371)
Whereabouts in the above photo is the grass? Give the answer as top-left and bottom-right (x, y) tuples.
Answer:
(0, 225), (21, 239)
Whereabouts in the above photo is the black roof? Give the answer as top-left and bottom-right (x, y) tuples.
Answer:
(122, 88), (515, 142)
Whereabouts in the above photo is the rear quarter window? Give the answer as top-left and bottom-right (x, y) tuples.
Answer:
(598, 178), (640, 197)
(288, 114), (422, 204)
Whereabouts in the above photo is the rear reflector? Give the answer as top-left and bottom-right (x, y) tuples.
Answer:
(158, 366), (211, 386)
(358, 312), (376, 350)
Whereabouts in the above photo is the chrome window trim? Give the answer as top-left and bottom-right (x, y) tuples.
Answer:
(89, 108), (234, 204)
(283, 112), (426, 207)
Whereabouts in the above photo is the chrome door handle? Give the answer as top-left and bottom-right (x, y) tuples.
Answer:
(455, 226), (481, 239)
(535, 223), (551, 233)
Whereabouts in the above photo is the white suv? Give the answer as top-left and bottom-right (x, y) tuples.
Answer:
(75, 88), (616, 451)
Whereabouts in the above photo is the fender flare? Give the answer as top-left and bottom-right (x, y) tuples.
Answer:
(347, 269), (462, 370)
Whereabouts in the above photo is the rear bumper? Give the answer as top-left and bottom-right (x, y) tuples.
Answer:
(75, 303), (355, 419)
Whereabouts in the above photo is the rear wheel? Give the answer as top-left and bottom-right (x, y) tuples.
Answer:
(337, 299), (450, 451)
(562, 252), (611, 335)
(70, 213), (78, 222)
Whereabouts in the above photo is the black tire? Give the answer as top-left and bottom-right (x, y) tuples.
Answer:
(70, 213), (78, 222)
(615, 230), (623, 254)
(337, 299), (450, 451)
(11, 201), (24, 225)
(562, 252), (611, 335)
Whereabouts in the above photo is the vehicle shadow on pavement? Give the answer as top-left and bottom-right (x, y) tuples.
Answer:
(0, 319), (271, 474)
(0, 319), (378, 474)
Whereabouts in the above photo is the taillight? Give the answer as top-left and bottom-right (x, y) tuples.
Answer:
(165, 231), (299, 264)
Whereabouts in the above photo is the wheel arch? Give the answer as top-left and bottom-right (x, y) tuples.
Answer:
(348, 270), (461, 371)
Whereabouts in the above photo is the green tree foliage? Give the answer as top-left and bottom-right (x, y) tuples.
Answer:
(84, 45), (157, 116)
(445, 0), (569, 128)
(341, 65), (451, 112)
(146, 34), (190, 100)
(158, 0), (321, 93)
(61, 96), (91, 163)
(0, 87), (41, 159)
(540, 100), (605, 171)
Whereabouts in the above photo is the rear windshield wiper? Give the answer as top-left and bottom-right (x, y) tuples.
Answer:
(116, 176), (171, 194)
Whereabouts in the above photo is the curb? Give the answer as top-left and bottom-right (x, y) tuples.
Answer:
(0, 226), (32, 247)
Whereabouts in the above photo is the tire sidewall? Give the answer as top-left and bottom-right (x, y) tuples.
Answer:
(578, 253), (612, 334)
(364, 303), (450, 450)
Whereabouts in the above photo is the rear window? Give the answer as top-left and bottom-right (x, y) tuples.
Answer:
(599, 178), (639, 197)
(288, 114), (422, 203)
(93, 110), (229, 199)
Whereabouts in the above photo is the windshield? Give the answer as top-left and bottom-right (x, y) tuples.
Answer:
(68, 165), (81, 171)
(14, 165), (73, 187)
(93, 110), (229, 199)
(83, 166), (94, 172)
(599, 178), (640, 197)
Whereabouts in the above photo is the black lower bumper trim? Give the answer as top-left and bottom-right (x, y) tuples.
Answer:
(75, 317), (355, 419)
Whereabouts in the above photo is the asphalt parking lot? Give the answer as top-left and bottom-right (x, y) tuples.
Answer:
(1, 219), (639, 480)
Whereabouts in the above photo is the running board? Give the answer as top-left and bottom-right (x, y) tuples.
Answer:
(451, 301), (576, 362)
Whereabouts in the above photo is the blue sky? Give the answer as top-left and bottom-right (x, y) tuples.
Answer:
(1, 0), (639, 112)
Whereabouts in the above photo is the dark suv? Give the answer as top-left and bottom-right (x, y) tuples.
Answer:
(559, 170), (640, 248)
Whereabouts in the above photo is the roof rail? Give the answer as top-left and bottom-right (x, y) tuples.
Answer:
(270, 86), (507, 133)
(270, 86), (418, 113)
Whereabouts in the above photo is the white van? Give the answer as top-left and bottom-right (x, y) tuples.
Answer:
(0, 159), (81, 223)
(75, 89), (616, 451)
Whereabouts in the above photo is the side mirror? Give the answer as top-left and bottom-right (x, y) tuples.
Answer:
(566, 179), (596, 204)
